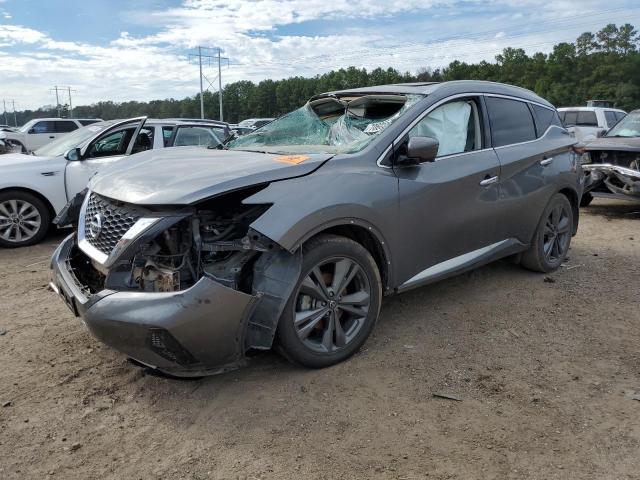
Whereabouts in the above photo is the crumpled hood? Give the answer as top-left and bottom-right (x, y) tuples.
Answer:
(90, 146), (333, 205)
(584, 136), (640, 152)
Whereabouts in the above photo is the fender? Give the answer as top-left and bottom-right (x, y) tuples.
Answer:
(243, 164), (399, 287)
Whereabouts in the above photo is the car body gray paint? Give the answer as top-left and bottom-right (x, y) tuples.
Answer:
(89, 146), (333, 205)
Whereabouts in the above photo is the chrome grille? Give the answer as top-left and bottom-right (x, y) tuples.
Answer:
(83, 193), (140, 256)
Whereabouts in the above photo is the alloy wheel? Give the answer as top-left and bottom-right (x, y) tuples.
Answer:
(543, 203), (571, 263)
(0, 199), (42, 243)
(293, 257), (371, 353)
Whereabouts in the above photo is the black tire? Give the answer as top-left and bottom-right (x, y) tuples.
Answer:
(579, 192), (593, 207)
(276, 234), (382, 368)
(0, 190), (51, 248)
(521, 193), (573, 273)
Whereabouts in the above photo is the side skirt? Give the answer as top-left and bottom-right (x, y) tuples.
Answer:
(396, 238), (527, 293)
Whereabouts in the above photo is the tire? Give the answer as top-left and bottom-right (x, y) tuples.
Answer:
(0, 190), (51, 248)
(521, 193), (573, 273)
(579, 192), (593, 207)
(276, 234), (382, 368)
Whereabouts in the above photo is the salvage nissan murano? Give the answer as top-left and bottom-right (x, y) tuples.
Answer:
(50, 81), (583, 376)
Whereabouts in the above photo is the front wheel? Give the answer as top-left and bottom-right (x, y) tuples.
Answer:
(521, 193), (574, 273)
(276, 234), (382, 368)
(0, 191), (50, 248)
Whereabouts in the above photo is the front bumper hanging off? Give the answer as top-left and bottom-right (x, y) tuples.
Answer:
(50, 234), (259, 377)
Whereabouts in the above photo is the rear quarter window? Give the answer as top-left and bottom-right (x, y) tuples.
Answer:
(485, 97), (536, 147)
(531, 105), (563, 137)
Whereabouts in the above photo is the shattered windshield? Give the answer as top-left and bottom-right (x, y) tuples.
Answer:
(606, 111), (640, 137)
(227, 94), (423, 154)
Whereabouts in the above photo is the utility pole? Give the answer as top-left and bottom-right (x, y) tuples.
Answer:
(53, 86), (61, 117)
(67, 87), (74, 118)
(2, 99), (7, 125)
(51, 86), (76, 118)
(12, 100), (17, 127)
(218, 48), (224, 122)
(189, 47), (229, 121)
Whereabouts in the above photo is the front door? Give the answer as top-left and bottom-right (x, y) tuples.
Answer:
(64, 124), (155, 200)
(392, 97), (502, 286)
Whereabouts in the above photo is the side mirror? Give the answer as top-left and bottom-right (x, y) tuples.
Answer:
(64, 147), (82, 161)
(395, 136), (439, 167)
(28, 128), (35, 134)
(596, 129), (606, 138)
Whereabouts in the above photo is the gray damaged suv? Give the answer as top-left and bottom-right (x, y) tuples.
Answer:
(51, 81), (582, 377)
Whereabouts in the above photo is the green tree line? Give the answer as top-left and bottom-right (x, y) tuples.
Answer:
(7, 23), (640, 126)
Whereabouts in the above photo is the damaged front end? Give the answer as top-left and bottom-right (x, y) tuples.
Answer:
(582, 150), (640, 201)
(50, 187), (301, 376)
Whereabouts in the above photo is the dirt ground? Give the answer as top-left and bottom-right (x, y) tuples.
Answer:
(1, 198), (639, 480)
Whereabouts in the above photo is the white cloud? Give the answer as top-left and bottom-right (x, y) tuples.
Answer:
(0, 0), (635, 110)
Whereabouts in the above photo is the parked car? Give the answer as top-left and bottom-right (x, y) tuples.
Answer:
(558, 106), (626, 141)
(0, 118), (103, 153)
(238, 118), (275, 129)
(0, 117), (229, 247)
(50, 81), (581, 377)
(228, 124), (256, 136)
(580, 109), (640, 206)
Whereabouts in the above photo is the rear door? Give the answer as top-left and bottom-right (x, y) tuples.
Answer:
(488, 96), (569, 244)
(393, 95), (502, 285)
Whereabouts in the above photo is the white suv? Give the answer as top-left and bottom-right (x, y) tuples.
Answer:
(558, 107), (626, 141)
(0, 118), (102, 153)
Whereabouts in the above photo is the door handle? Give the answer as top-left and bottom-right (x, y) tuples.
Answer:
(480, 175), (499, 186)
(49, 136), (55, 139)
(540, 157), (554, 166)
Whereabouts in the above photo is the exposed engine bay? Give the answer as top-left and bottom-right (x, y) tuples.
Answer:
(67, 187), (275, 296)
(582, 150), (640, 200)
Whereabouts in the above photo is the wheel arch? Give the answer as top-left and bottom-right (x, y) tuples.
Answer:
(0, 186), (56, 221)
(558, 187), (579, 235)
(291, 219), (393, 294)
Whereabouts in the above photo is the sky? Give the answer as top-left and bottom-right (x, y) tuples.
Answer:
(1, 0), (639, 110)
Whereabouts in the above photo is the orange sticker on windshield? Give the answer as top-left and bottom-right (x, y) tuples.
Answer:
(275, 155), (310, 165)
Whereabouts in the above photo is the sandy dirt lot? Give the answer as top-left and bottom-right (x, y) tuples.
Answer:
(1, 198), (639, 480)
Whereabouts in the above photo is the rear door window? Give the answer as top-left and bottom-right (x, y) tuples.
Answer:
(55, 121), (78, 133)
(485, 96), (536, 147)
(576, 111), (598, 126)
(172, 126), (221, 148)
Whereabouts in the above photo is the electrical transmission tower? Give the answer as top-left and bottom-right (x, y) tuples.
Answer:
(51, 86), (76, 118)
(189, 47), (229, 121)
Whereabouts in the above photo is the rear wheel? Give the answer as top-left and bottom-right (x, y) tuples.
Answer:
(0, 191), (50, 248)
(521, 193), (573, 273)
(276, 234), (382, 368)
